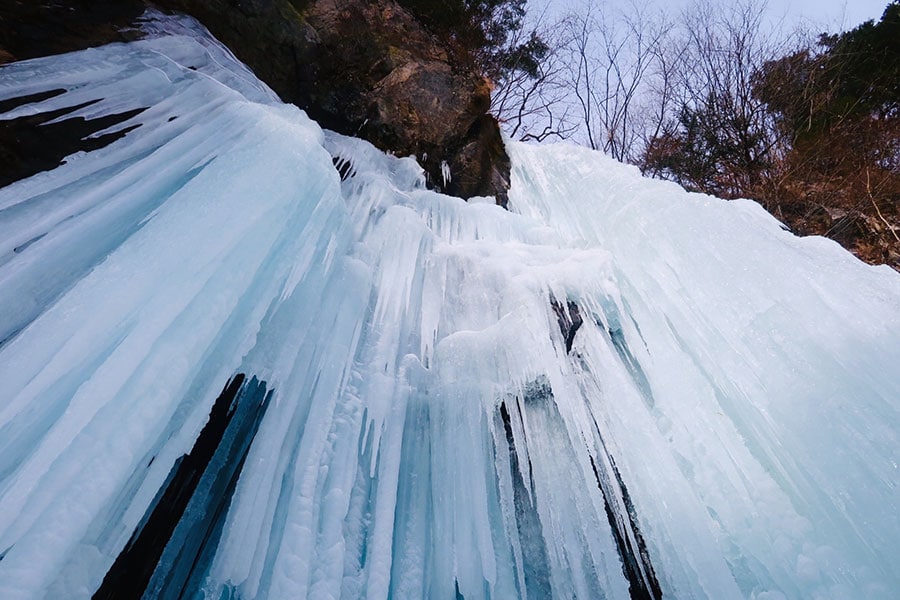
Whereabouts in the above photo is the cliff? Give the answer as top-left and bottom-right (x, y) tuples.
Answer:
(0, 0), (510, 205)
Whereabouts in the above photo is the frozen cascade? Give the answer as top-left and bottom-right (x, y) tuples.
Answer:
(0, 12), (898, 600)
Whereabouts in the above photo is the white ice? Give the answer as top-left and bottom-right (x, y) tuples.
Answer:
(0, 11), (897, 600)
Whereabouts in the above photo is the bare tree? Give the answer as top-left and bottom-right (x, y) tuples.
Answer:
(495, 0), (798, 194)
(634, 14), (688, 174)
(643, 0), (797, 197)
(491, 19), (578, 142)
(563, 0), (672, 162)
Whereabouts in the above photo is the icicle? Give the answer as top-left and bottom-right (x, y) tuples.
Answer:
(440, 160), (452, 188)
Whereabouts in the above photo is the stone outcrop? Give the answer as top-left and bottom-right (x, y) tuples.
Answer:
(0, 0), (511, 204)
(0, 1), (145, 63)
(157, 0), (510, 204)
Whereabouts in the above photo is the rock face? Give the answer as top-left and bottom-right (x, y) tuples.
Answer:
(154, 0), (511, 204)
(0, 0), (511, 204)
(0, 1), (145, 63)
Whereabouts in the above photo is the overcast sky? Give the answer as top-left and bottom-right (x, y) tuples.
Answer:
(536, 0), (891, 33)
(757, 0), (888, 30)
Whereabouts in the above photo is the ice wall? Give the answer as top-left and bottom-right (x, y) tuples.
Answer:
(0, 12), (898, 600)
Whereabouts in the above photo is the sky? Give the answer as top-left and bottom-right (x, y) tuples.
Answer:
(537, 0), (892, 33)
(512, 0), (894, 148)
(761, 0), (889, 31)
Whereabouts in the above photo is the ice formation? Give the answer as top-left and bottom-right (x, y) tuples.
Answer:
(0, 12), (898, 600)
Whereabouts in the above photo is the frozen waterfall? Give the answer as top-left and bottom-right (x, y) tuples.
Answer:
(0, 12), (898, 600)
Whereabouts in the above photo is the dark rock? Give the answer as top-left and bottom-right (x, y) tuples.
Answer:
(153, 0), (511, 203)
(447, 114), (511, 207)
(150, 0), (320, 116)
(0, 96), (146, 188)
(0, 0), (512, 203)
(0, 1), (145, 60)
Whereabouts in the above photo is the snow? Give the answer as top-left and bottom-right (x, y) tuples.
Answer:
(0, 11), (898, 600)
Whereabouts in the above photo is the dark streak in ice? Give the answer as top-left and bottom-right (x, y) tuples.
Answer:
(551, 297), (583, 353)
(94, 373), (272, 600)
(13, 232), (47, 254)
(607, 325), (655, 408)
(587, 421), (662, 600)
(499, 400), (552, 598)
